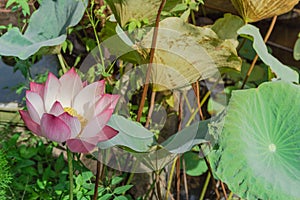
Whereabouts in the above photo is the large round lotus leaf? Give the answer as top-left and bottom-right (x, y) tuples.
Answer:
(209, 81), (300, 200)
(231, 0), (298, 23)
(0, 0), (88, 60)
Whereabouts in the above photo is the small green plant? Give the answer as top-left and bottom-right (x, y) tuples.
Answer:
(5, 0), (31, 16)
(0, 149), (12, 200)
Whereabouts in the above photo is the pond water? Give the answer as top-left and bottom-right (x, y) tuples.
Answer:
(0, 55), (58, 105)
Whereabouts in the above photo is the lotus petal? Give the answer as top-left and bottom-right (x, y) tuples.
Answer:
(44, 73), (61, 112)
(81, 110), (114, 138)
(29, 82), (45, 98)
(49, 101), (65, 116)
(26, 91), (45, 123)
(57, 68), (83, 107)
(58, 112), (81, 138)
(94, 94), (120, 117)
(73, 80), (105, 117)
(66, 138), (96, 153)
(19, 110), (42, 136)
(40, 113), (71, 142)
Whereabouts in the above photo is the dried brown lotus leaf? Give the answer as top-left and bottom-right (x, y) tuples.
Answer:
(141, 17), (241, 91)
(231, 0), (299, 22)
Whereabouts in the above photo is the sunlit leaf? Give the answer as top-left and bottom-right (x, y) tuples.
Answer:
(182, 151), (207, 176)
(211, 13), (244, 40)
(0, 0), (88, 60)
(293, 36), (300, 61)
(209, 81), (300, 200)
(98, 115), (155, 152)
(106, 0), (181, 27)
(161, 119), (209, 154)
(231, 0), (298, 23)
(238, 24), (299, 83)
(141, 17), (241, 91)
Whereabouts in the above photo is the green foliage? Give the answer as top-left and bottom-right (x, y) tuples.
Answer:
(238, 24), (299, 83)
(181, 151), (207, 176)
(0, 0), (88, 59)
(6, 0), (31, 16)
(293, 32), (300, 61)
(1, 0), (300, 199)
(209, 81), (300, 199)
(0, 150), (12, 200)
(211, 13), (245, 40)
(100, 115), (155, 152)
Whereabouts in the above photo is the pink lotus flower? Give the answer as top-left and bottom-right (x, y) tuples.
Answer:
(19, 68), (120, 153)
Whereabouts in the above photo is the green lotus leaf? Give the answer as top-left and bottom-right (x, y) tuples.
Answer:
(182, 151), (208, 176)
(209, 81), (300, 199)
(100, 115), (210, 153)
(211, 13), (245, 40)
(293, 36), (300, 61)
(98, 115), (155, 152)
(161, 119), (210, 154)
(0, 0), (88, 60)
(238, 24), (299, 83)
(141, 17), (242, 91)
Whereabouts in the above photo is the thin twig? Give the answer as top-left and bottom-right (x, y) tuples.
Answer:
(192, 82), (204, 120)
(176, 94), (185, 200)
(145, 91), (156, 128)
(176, 157), (181, 200)
(182, 158), (189, 200)
(156, 171), (163, 200)
(221, 181), (228, 199)
(93, 151), (102, 200)
(241, 15), (277, 89)
(67, 148), (74, 200)
(136, 0), (166, 122)
(193, 82), (220, 199)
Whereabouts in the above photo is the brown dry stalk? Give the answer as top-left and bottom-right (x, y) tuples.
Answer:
(136, 0), (166, 122)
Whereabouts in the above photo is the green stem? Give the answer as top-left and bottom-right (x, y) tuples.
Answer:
(85, 1), (105, 69)
(227, 192), (233, 200)
(199, 172), (210, 200)
(57, 53), (68, 73)
(165, 156), (178, 200)
(67, 148), (74, 200)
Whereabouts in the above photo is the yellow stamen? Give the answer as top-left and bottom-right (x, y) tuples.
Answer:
(64, 107), (87, 128)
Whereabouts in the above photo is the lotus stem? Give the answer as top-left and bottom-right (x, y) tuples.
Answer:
(93, 150), (102, 200)
(57, 53), (68, 74)
(199, 172), (210, 200)
(182, 158), (189, 200)
(165, 156), (178, 200)
(227, 191), (233, 200)
(156, 171), (163, 200)
(67, 148), (74, 200)
(145, 90), (157, 128)
(137, 0), (166, 122)
(176, 157), (181, 200)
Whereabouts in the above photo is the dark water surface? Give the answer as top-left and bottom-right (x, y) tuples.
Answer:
(0, 55), (58, 104)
